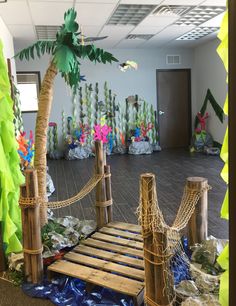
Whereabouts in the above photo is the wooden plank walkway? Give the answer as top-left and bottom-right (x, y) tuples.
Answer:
(48, 222), (144, 306)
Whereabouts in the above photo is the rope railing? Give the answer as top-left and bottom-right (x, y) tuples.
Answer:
(138, 173), (210, 306)
(19, 173), (112, 210)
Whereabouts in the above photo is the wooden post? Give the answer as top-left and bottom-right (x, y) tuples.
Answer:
(95, 141), (107, 229)
(140, 174), (156, 305)
(140, 173), (174, 306)
(186, 177), (208, 246)
(104, 165), (113, 223)
(20, 169), (43, 284)
(0, 222), (6, 272)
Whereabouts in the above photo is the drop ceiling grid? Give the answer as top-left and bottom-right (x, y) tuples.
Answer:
(0, 0), (227, 48)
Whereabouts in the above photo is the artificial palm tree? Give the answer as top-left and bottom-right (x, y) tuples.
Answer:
(16, 8), (118, 225)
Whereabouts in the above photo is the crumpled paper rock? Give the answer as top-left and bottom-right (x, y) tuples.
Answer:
(190, 263), (220, 294)
(176, 280), (199, 299)
(42, 217), (96, 258)
(46, 172), (55, 197)
(191, 236), (228, 274)
(181, 294), (220, 306)
(8, 253), (24, 272)
(113, 145), (127, 154)
(128, 141), (153, 155)
(65, 145), (92, 160)
(152, 143), (162, 151)
(56, 216), (80, 228)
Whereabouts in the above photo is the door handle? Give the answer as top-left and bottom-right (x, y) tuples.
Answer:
(159, 110), (165, 115)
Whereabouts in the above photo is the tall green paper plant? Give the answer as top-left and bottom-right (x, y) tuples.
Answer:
(0, 40), (25, 254)
(16, 8), (118, 224)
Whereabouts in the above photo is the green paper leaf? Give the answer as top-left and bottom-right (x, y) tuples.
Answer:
(64, 8), (79, 33)
(53, 45), (75, 73)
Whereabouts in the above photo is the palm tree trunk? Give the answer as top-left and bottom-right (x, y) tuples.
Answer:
(34, 61), (57, 226)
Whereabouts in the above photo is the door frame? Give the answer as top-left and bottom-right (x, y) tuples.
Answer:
(156, 69), (192, 147)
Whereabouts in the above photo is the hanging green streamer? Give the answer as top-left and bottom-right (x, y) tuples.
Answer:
(0, 40), (25, 254)
(216, 9), (228, 306)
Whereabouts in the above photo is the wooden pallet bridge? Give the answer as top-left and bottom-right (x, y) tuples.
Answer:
(48, 221), (144, 306)
(19, 141), (209, 306)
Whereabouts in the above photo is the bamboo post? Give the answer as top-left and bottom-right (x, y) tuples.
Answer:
(140, 173), (175, 306)
(140, 174), (155, 304)
(186, 177), (208, 246)
(104, 165), (113, 223)
(95, 141), (107, 229)
(0, 222), (6, 272)
(20, 169), (43, 283)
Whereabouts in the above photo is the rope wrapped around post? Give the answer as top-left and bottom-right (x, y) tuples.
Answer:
(95, 141), (113, 229)
(139, 173), (175, 306)
(19, 169), (43, 284)
(138, 173), (211, 306)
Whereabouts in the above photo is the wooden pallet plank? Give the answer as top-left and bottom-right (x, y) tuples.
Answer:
(64, 252), (144, 281)
(92, 232), (143, 250)
(107, 222), (141, 233)
(100, 227), (143, 242)
(82, 238), (143, 258)
(74, 245), (144, 268)
(48, 260), (143, 297)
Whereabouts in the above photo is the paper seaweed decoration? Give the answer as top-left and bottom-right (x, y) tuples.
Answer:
(93, 119), (112, 144)
(17, 130), (35, 168)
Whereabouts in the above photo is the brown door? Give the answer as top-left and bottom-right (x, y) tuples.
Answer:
(156, 69), (191, 149)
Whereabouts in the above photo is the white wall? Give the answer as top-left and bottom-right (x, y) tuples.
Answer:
(15, 46), (193, 142)
(193, 39), (227, 144)
(0, 17), (16, 78)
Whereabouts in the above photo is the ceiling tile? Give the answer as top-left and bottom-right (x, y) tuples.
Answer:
(145, 25), (194, 46)
(75, 3), (117, 26)
(131, 25), (164, 35)
(81, 25), (102, 37)
(0, 1), (32, 25)
(201, 0), (226, 6)
(99, 25), (134, 40)
(29, 2), (73, 25)
(120, 0), (162, 4)
(139, 15), (179, 27)
(77, 0), (119, 2)
(7, 24), (36, 40)
(92, 39), (120, 48)
(200, 11), (225, 27)
(161, 0), (203, 5)
(115, 38), (145, 48)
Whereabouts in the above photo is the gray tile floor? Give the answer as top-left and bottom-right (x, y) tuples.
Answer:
(48, 148), (228, 239)
(0, 149), (228, 306)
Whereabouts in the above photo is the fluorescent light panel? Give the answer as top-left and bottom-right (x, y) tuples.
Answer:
(176, 27), (219, 40)
(175, 6), (225, 26)
(107, 4), (156, 26)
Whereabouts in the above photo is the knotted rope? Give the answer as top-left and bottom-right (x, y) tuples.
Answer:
(19, 173), (112, 210)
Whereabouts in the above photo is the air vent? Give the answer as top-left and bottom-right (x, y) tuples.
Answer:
(107, 4), (156, 26)
(176, 27), (219, 40)
(175, 6), (225, 26)
(35, 25), (60, 40)
(166, 55), (181, 65)
(152, 5), (192, 17)
(126, 34), (154, 40)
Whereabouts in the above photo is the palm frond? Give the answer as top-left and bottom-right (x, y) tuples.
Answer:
(15, 40), (56, 61)
(74, 44), (118, 63)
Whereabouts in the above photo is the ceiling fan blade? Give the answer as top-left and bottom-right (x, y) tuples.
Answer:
(83, 36), (108, 42)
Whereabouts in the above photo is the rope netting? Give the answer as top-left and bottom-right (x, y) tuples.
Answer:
(137, 174), (211, 306)
(19, 173), (108, 210)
